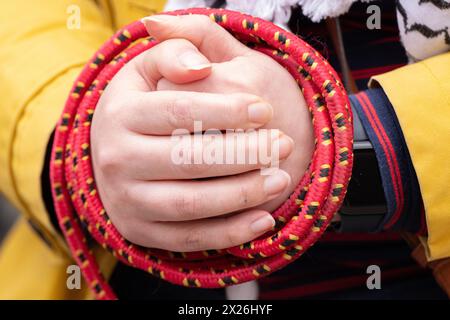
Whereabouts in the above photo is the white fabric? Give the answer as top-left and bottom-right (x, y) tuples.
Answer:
(164, 0), (215, 11)
(164, 0), (372, 26)
(397, 0), (450, 61)
(297, 0), (373, 22)
(164, 0), (298, 29)
(226, 0), (298, 29)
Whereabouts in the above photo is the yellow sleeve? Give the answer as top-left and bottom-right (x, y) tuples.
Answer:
(0, 0), (113, 251)
(371, 52), (450, 261)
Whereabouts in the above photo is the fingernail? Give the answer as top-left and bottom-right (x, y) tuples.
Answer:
(178, 51), (211, 71)
(263, 170), (291, 197)
(141, 16), (163, 30)
(250, 214), (275, 233)
(142, 15), (176, 25)
(141, 16), (178, 36)
(276, 134), (294, 160)
(248, 103), (273, 125)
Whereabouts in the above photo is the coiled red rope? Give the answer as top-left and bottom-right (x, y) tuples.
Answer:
(50, 8), (353, 300)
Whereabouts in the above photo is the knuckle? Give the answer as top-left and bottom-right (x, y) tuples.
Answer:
(192, 15), (214, 28)
(98, 96), (127, 122)
(112, 215), (132, 241)
(110, 212), (157, 247)
(165, 97), (195, 130)
(182, 228), (205, 251)
(175, 140), (213, 176)
(173, 191), (205, 219)
(225, 225), (242, 247)
(157, 38), (192, 59)
(115, 183), (133, 205)
(237, 185), (250, 208)
(173, 192), (194, 218)
(94, 146), (122, 175)
(226, 93), (248, 118)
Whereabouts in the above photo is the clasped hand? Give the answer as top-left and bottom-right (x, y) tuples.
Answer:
(91, 15), (314, 252)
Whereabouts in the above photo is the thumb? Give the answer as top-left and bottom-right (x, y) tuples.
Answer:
(132, 38), (212, 87)
(142, 14), (250, 63)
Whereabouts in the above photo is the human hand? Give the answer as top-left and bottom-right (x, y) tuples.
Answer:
(90, 19), (298, 252)
(146, 14), (315, 214)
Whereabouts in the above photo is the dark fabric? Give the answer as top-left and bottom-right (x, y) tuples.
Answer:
(289, 0), (408, 90)
(258, 232), (447, 300)
(109, 263), (226, 300)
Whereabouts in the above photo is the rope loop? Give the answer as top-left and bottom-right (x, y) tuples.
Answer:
(50, 8), (353, 300)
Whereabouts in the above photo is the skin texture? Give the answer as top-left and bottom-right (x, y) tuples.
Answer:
(90, 15), (314, 252)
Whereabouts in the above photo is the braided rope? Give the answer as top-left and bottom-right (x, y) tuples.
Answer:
(50, 8), (353, 300)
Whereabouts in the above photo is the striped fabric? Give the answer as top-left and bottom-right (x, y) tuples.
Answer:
(258, 232), (445, 299)
(289, 1), (408, 89)
(350, 89), (424, 233)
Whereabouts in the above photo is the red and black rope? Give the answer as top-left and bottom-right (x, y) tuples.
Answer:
(50, 8), (353, 300)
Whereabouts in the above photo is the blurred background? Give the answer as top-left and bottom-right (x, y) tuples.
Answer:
(0, 195), (18, 244)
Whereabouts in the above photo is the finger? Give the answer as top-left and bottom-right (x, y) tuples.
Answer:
(124, 91), (273, 135)
(117, 38), (212, 92)
(118, 130), (294, 180)
(128, 170), (291, 222)
(141, 14), (250, 62)
(156, 58), (255, 93)
(148, 210), (276, 252)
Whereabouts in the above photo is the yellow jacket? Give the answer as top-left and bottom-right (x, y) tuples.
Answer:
(0, 0), (449, 299)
